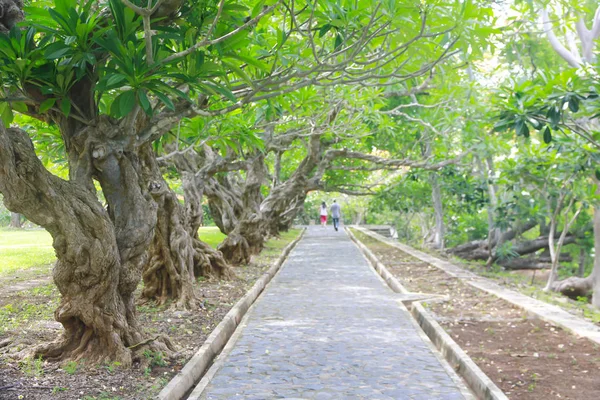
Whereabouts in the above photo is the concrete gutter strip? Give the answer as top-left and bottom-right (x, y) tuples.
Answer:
(346, 227), (410, 295)
(157, 229), (306, 400)
(348, 227), (506, 400)
(411, 303), (509, 400)
(187, 292), (257, 400)
(353, 226), (600, 346)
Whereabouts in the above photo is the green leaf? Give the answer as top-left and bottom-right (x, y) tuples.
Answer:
(152, 90), (175, 111)
(543, 126), (552, 144)
(39, 98), (56, 113)
(110, 90), (135, 117)
(547, 107), (560, 126)
(334, 34), (343, 50)
(251, 0), (267, 18)
(44, 42), (71, 60)
(64, 35), (77, 45)
(0, 102), (13, 127)
(12, 102), (27, 113)
(319, 24), (332, 38)
(595, 169), (600, 181)
(568, 97), (579, 113)
(60, 98), (71, 117)
(514, 119), (524, 136)
(201, 81), (236, 102)
(137, 90), (152, 115)
(105, 74), (127, 88)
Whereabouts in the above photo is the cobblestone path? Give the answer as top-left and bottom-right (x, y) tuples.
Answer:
(197, 226), (471, 399)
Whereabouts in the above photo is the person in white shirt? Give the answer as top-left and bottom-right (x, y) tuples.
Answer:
(330, 199), (341, 231)
(319, 202), (328, 227)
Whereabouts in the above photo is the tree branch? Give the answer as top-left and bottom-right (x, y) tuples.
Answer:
(542, 8), (582, 68)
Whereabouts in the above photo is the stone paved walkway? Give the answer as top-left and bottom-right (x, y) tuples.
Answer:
(196, 226), (471, 399)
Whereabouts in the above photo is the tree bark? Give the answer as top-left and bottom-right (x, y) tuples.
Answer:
(550, 203), (600, 305)
(205, 174), (244, 235)
(592, 200), (600, 307)
(429, 172), (444, 249)
(261, 134), (324, 237)
(140, 147), (230, 309)
(9, 212), (21, 228)
(0, 127), (171, 365)
(578, 248), (586, 278)
(449, 220), (539, 260)
(218, 153), (268, 265)
(499, 254), (572, 270)
(261, 178), (309, 237)
(451, 234), (575, 262)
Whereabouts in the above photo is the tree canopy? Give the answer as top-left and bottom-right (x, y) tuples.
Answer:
(2, 0), (600, 367)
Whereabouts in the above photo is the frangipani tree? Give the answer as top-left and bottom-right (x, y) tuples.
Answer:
(0, 0), (496, 364)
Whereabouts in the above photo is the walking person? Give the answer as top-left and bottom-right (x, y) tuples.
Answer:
(319, 201), (328, 227)
(330, 199), (341, 231)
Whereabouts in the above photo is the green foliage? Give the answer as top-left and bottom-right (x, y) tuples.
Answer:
(495, 242), (520, 261)
(63, 360), (78, 374)
(492, 71), (592, 145)
(20, 356), (44, 377)
(103, 361), (122, 373)
(142, 349), (167, 368)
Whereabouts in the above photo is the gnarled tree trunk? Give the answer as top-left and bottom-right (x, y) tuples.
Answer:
(205, 174), (244, 235)
(218, 153), (267, 265)
(141, 147), (229, 309)
(0, 126), (171, 365)
(549, 194), (600, 306)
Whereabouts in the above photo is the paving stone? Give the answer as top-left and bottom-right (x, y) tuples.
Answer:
(200, 227), (469, 399)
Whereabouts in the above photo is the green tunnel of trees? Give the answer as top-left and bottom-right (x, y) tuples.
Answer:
(0, 0), (599, 365)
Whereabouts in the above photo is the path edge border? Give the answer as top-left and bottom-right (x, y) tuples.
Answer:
(352, 225), (600, 346)
(157, 228), (306, 400)
(346, 227), (508, 400)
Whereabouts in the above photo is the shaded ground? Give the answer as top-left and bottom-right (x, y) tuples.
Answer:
(352, 229), (600, 400)
(0, 230), (300, 400)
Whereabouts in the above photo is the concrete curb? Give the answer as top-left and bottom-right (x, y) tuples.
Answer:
(186, 287), (258, 399)
(157, 229), (306, 400)
(352, 226), (600, 346)
(346, 227), (410, 295)
(411, 303), (509, 400)
(347, 227), (508, 400)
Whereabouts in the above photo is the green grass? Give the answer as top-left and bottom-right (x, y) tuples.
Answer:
(0, 284), (58, 335)
(0, 226), (226, 278)
(0, 228), (55, 276)
(260, 229), (301, 257)
(197, 226), (227, 248)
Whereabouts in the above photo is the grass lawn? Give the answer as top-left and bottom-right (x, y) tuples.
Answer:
(0, 228), (55, 277)
(0, 226), (227, 278)
(260, 229), (302, 257)
(197, 226), (227, 248)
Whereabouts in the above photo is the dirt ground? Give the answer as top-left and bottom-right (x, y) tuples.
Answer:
(354, 230), (600, 400)
(0, 235), (297, 400)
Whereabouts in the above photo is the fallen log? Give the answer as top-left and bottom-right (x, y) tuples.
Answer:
(449, 220), (538, 257)
(511, 235), (576, 256)
(550, 276), (594, 300)
(451, 235), (576, 262)
(498, 258), (551, 270)
(499, 254), (573, 270)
